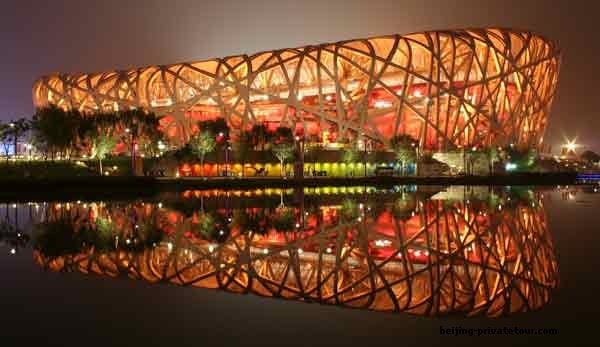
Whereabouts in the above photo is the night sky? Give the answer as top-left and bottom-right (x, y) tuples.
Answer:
(1, 0), (597, 152)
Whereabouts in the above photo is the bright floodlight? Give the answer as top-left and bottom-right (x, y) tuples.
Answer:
(565, 140), (577, 152)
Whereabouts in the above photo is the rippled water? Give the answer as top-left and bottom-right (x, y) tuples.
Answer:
(1, 185), (599, 345)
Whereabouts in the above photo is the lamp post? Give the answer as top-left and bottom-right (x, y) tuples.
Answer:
(295, 135), (304, 179)
(125, 127), (136, 175)
(411, 142), (419, 176)
(224, 140), (231, 177)
(216, 131), (228, 177)
(25, 144), (32, 161)
(8, 122), (15, 159)
(362, 136), (369, 177)
(562, 139), (579, 158)
(157, 141), (166, 155)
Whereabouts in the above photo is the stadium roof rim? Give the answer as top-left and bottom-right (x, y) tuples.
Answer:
(37, 27), (560, 79)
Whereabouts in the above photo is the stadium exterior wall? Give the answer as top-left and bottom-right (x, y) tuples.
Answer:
(33, 28), (561, 152)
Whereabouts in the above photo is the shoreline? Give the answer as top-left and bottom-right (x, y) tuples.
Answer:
(0, 173), (580, 200)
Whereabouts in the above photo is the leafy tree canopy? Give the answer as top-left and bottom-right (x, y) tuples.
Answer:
(390, 135), (417, 164)
(506, 147), (537, 169)
(581, 150), (600, 163)
(342, 148), (358, 163)
(198, 118), (229, 138)
(273, 126), (294, 144)
(189, 131), (217, 158)
(272, 142), (295, 163)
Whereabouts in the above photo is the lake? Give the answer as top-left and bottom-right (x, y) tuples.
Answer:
(1, 185), (599, 346)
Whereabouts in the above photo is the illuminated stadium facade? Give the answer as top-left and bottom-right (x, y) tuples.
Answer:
(33, 28), (560, 153)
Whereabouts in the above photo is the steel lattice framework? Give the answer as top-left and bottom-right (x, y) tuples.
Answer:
(32, 28), (560, 150)
(34, 194), (558, 317)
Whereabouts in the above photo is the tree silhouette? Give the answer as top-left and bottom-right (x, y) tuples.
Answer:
(0, 118), (30, 162)
(189, 131), (216, 176)
(271, 126), (295, 177)
(342, 148), (358, 176)
(234, 131), (252, 177)
(581, 150), (600, 163)
(272, 142), (294, 177)
(0, 123), (11, 161)
(250, 124), (270, 150)
(31, 106), (81, 160)
(391, 135), (417, 175)
(91, 134), (116, 175)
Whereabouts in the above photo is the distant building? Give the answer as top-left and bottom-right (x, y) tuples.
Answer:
(0, 142), (33, 157)
(0, 142), (15, 156)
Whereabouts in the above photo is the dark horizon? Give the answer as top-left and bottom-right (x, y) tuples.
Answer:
(1, 0), (598, 152)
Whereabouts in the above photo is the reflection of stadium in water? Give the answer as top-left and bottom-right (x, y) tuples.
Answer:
(33, 186), (558, 317)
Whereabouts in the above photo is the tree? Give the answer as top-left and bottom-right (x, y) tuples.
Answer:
(272, 142), (295, 177)
(196, 212), (216, 239)
(340, 199), (359, 222)
(170, 144), (196, 163)
(272, 207), (296, 231)
(234, 131), (252, 177)
(197, 118), (229, 173)
(10, 118), (30, 159)
(31, 106), (77, 160)
(273, 126), (294, 144)
(71, 113), (95, 156)
(0, 119), (30, 162)
(465, 147), (481, 175)
(198, 118), (229, 139)
(395, 147), (416, 175)
(116, 109), (163, 153)
(0, 123), (11, 162)
(189, 131), (216, 176)
(32, 217), (83, 257)
(392, 194), (418, 221)
(581, 150), (600, 163)
(269, 126), (295, 177)
(93, 111), (120, 142)
(391, 135), (417, 176)
(232, 209), (271, 235)
(250, 124), (269, 150)
(91, 134), (116, 175)
(487, 147), (499, 175)
(505, 146), (537, 171)
(342, 147), (358, 176)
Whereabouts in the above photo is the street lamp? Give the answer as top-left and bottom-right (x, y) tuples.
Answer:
(8, 122), (16, 158)
(25, 143), (32, 160)
(215, 131), (229, 176)
(224, 140), (231, 177)
(561, 138), (580, 160)
(294, 135), (305, 178)
(565, 140), (578, 152)
(125, 128), (137, 175)
(411, 141), (420, 176)
(358, 136), (368, 177)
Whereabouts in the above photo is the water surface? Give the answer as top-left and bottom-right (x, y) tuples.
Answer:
(1, 185), (599, 346)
